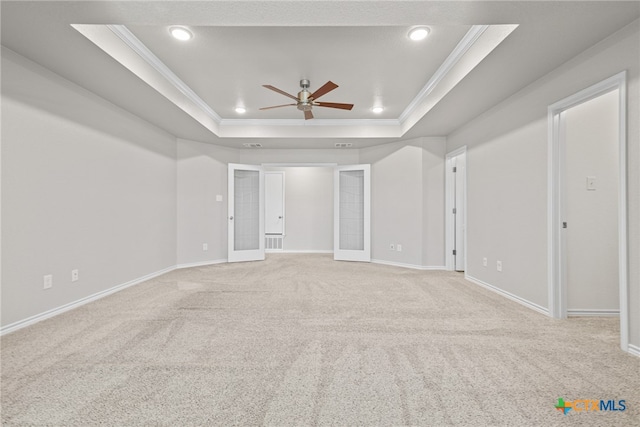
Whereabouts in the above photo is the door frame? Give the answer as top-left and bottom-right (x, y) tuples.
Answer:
(445, 146), (467, 271)
(547, 71), (628, 351)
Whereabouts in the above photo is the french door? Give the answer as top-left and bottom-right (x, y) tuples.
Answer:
(228, 163), (265, 262)
(334, 165), (371, 262)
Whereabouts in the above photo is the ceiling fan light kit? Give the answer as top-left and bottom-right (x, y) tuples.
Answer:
(260, 79), (354, 120)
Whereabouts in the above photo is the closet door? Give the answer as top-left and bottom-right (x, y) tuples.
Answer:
(334, 165), (371, 262)
(265, 172), (285, 235)
(228, 164), (265, 262)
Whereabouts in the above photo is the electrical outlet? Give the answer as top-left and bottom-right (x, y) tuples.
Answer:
(497, 261), (502, 272)
(396, 244), (402, 252)
(389, 243), (395, 251)
(483, 257), (487, 267)
(71, 269), (79, 282)
(43, 274), (53, 290)
(203, 243), (208, 251)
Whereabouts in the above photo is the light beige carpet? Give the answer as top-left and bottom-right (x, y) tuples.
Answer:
(2, 254), (639, 426)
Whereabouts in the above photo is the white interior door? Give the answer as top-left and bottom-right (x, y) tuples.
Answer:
(228, 163), (265, 263)
(445, 147), (467, 271)
(454, 154), (466, 271)
(334, 165), (371, 262)
(265, 172), (285, 235)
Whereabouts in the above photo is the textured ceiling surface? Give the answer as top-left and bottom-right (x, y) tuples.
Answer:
(1, 1), (639, 148)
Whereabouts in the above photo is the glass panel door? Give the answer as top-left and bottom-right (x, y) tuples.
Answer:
(228, 164), (265, 262)
(334, 165), (370, 262)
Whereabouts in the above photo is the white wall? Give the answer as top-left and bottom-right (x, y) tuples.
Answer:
(360, 137), (446, 268)
(177, 146), (357, 263)
(176, 139), (238, 266)
(447, 20), (639, 346)
(1, 48), (177, 328)
(422, 139), (447, 267)
(239, 148), (359, 165)
(565, 90), (620, 312)
(266, 167), (334, 252)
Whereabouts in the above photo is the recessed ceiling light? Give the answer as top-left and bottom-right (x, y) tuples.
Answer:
(408, 26), (430, 41)
(235, 107), (246, 114)
(371, 106), (384, 114)
(169, 26), (193, 41)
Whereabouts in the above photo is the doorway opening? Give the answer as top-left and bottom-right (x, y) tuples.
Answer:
(228, 163), (371, 263)
(548, 71), (628, 351)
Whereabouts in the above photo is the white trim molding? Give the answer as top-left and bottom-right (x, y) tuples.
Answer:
(279, 250), (334, 254)
(176, 259), (228, 269)
(0, 265), (176, 336)
(547, 71), (629, 352)
(399, 26), (488, 123)
(465, 275), (550, 316)
(567, 309), (620, 317)
(72, 24), (516, 139)
(445, 146), (467, 271)
(371, 259), (445, 271)
(628, 344), (640, 358)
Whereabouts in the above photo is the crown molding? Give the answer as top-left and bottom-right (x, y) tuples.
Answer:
(73, 23), (516, 139)
(107, 25), (222, 124)
(220, 118), (400, 127)
(399, 26), (488, 123)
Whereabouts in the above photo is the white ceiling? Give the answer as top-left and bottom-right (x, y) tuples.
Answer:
(127, 24), (473, 120)
(1, 1), (639, 149)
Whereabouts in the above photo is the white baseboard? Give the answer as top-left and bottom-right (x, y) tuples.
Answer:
(277, 250), (334, 254)
(568, 309), (620, 317)
(371, 259), (446, 271)
(465, 274), (550, 316)
(628, 344), (640, 357)
(0, 265), (176, 336)
(176, 259), (227, 269)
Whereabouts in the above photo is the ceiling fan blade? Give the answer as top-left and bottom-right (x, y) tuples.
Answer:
(304, 110), (314, 120)
(259, 103), (297, 110)
(309, 81), (338, 100)
(314, 102), (354, 110)
(262, 85), (299, 101)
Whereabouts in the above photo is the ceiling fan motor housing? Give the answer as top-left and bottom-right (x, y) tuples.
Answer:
(297, 80), (312, 110)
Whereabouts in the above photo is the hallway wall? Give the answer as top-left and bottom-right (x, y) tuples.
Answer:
(447, 20), (640, 346)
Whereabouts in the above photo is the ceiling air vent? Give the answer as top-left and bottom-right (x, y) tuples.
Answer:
(242, 143), (263, 148)
(335, 143), (353, 148)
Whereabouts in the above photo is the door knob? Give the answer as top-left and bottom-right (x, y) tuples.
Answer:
(229, 216), (234, 220)
(278, 216), (283, 219)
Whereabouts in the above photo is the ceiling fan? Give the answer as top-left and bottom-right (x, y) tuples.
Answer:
(260, 79), (354, 120)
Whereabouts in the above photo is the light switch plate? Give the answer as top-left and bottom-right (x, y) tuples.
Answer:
(216, 195), (223, 202)
(586, 176), (596, 191)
